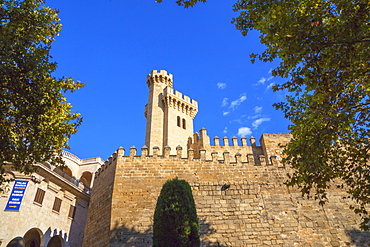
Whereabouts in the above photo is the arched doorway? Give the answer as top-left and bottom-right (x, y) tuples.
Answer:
(63, 167), (73, 177)
(80, 171), (92, 193)
(80, 171), (92, 188)
(23, 228), (43, 247)
(6, 237), (25, 247)
(47, 235), (64, 247)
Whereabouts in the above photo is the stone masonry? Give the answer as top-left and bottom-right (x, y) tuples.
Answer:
(82, 70), (370, 247)
(83, 133), (370, 247)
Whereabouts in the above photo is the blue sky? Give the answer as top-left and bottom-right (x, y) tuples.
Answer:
(47, 0), (291, 160)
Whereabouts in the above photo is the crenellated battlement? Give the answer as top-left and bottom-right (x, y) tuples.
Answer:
(146, 69), (173, 88)
(185, 128), (291, 164)
(190, 133), (255, 148)
(94, 146), (285, 180)
(94, 132), (291, 179)
(162, 87), (198, 119)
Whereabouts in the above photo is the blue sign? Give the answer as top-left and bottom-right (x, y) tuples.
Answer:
(5, 180), (29, 211)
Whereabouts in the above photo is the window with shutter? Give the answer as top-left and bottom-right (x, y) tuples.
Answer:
(33, 188), (45, 205)
(52, 197), (62, 213)
(68, 205), (76, 219)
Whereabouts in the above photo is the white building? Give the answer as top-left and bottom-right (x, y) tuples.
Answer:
(0, 151), (102, 247)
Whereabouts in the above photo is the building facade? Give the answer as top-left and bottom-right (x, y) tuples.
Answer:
(0, 152), (103, 247)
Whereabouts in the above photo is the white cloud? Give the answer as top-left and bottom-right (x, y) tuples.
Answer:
(257, 77), (266, 84)
(268, 68), (273, 74)
(231, 118), (242, 124)
(237, 127), (252, 137)
(248, 114), (262, 120)
(252, 117), (271, 129)
(223, 111), (230, 116)
(254, 106), (263, 114)
(266, 83), (275, 90)
(230, 94), (247, 109)
(221, 98), (228, 107)
(223, 127), (228, 134)
(256, 71), (273, 86)
(217, 82), (227, 89)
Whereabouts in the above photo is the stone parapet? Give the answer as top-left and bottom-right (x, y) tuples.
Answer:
(162, 87), (198, 119)
(146, 70), (173, 88)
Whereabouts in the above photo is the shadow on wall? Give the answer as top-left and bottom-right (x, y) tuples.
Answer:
(345, 229), (370, 247)
(199, 219), (226, 247)
(109, 219), (226, 247)
(110, 221), (152, 247)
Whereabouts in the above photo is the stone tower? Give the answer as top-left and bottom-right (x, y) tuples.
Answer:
(144, 70), (198, 154)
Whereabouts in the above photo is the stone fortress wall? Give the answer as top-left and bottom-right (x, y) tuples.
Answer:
(83, 132), (370, 247)
(83, 70), (370, 247)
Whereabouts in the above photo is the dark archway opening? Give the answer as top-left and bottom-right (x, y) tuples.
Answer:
(23, 228), (43, 247)
(47, 235), (64, 247)
(6, 237), (25, 247)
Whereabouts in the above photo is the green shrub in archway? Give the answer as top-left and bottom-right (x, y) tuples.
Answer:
(153, 178), (200, 247)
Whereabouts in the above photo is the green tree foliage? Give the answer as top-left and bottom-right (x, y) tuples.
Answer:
(158, 0), (370, 229)
(0, 0), (84, 185)
(153, 178), (200, 247)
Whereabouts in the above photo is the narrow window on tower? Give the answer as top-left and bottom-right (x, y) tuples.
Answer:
(182, 118), (186, 129)
(177, 116), (181, 127)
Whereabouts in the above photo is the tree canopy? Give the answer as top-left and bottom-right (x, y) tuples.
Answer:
(0, 0), (84, 185)
(153, 178), (200, 247)
(158, 0), (370, 229)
